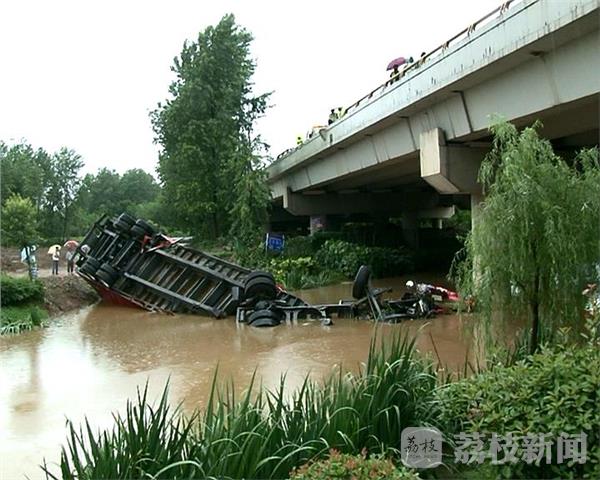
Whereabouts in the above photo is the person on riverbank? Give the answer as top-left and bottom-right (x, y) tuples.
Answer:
(51, 246), (60, 275)
(65, 250), (75, 274)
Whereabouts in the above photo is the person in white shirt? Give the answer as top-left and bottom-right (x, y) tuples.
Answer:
(51, 247), (60, 275)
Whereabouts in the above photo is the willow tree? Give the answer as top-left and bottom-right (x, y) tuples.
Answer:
(151, 14), (271, 242)
(453, 121), (600, 354)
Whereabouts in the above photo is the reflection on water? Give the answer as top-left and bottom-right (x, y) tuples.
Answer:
(1, 276), (484, 479)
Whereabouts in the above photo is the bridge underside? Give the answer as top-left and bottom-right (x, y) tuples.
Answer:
(271, 95), (598, 224)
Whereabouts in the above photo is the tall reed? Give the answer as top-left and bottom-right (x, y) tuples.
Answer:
(43, 331), (440, 479)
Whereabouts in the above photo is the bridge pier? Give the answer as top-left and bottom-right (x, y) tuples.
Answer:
(419, 127), (487, 227)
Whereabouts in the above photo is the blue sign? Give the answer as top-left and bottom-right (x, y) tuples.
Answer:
(265, 233), (285, 253)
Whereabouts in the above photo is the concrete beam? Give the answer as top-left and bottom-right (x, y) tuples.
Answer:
(282, 188), (439, 216)
(419, 128), (486, 195)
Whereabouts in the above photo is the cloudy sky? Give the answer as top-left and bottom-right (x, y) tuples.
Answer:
(1, 0), (501, 176)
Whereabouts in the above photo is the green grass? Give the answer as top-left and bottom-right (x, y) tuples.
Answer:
(0, 305), (48, 334)
(43, 331), (440, 479)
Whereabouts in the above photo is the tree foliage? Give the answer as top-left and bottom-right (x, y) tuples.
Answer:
(452, 121), (600, 352)
(0, 140), (51, 210)
(1, 139), (163, 240)
(151, 14), (271, 242)
(43, 147), (84, 240)
(1, 194), (38, 247)
(76, 168), (160, 219)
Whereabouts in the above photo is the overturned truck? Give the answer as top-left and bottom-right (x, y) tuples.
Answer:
(76, 213), (458, 326)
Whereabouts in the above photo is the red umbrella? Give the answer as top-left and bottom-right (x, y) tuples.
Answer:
(386, 56), (407, 71)
(63, 240), (79, 251)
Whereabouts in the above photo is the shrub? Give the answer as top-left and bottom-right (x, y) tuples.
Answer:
(315, 240), (415, 278)
(290, 450), (420, 480)
(1, 274), (44, 306)
(283, 236), (315, 258)
(437, 344), (600, 479)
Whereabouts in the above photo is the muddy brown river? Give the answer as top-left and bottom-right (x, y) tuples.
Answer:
(1, 275), (493, 479)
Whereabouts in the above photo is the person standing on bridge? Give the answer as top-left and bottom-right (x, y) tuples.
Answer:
(328, 108), (337, 125)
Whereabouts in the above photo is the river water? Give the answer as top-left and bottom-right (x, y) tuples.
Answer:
(0, 275), (487, 479)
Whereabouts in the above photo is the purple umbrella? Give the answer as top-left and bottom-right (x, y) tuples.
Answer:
(386, 56), (407, 71)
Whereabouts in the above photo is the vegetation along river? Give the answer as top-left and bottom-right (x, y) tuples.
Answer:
(0, 274), (503, 479)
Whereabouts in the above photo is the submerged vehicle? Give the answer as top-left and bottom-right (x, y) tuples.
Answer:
(75, 213), (458, 327)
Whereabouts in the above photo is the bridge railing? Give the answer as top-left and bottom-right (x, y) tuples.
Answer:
(342, 0), (520, 117)
(271, 0), (524, 164)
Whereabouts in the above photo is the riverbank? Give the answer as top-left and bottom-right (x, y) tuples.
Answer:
(39, 275), (99, 316)
(1, 247), (99, 320)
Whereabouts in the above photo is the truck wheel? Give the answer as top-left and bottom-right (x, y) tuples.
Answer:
(79, 258), (100, 276)
(247, 309), (281, 327)
(135, 219), (157, 236)
(130, 225), (147, 240)
(245, 271), (275, 284)
(244, 276), (277, 301)
(96, 263), (118, 286)
(352, 265), (371, 299)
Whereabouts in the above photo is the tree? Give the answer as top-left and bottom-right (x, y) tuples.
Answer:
(1, 194), (39, 279)
(151, 14), (271, 240)
(0, 140), (52, 212)
(43, 147), (84, 240)
(453, 121), (600, 354)
(119, 169), (160, 213)
(77, 168), (122, 216)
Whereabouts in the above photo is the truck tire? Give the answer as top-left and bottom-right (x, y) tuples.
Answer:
(130, 225), (147, 240)
(135, 219), (157, 236)
(244, 276), (277, 301)
(79, 258), (100, 276)
(352, 265), (371, 299)
(247, 309), (281, 327)
(96, 263), (118, 287)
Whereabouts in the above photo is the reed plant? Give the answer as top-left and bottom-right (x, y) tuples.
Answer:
(43, 331), (439, 479)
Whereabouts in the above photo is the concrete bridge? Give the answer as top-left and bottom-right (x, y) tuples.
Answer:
(266, 0), (599, 242)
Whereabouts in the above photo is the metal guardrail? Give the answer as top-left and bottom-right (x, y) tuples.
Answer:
(273, 0), (521, 162)
(342, 0), (519, 117)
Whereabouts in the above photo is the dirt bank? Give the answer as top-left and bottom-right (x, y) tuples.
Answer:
(40, 275), (99, 316)
(2, 246), (99, 316)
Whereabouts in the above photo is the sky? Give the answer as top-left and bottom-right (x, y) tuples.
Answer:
(0, 0), (501, 176)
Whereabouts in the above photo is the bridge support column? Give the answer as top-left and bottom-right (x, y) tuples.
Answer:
(419, 128), (486, 195)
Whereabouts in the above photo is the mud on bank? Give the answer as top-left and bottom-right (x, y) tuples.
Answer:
(40, 275), (99, 316)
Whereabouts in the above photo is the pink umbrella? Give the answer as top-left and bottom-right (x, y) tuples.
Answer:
(386, 56), (407, 71)
(63, 240), (79, 251)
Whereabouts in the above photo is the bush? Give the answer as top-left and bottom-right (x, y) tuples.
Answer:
(0, 274), (44, 306)
(315, 240), (415, 278)
(283, 235), (315, 258)
(290, 450), (420, 480)
(437, 343), (600, 479)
